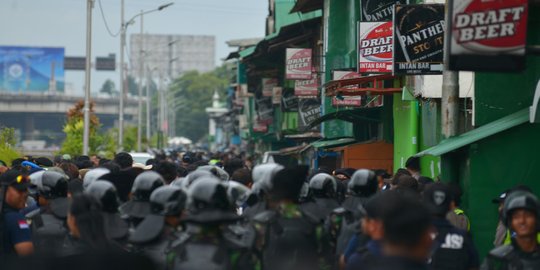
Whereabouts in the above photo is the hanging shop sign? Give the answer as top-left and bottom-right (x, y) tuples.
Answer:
(359, 21), (394, 73)
(285, 48), (313, 80)
(272, 87), (282, 105)
(298, 98), (321, 131)
(393, 4), (445, 75)
(256, 97), (273, 125)
(361, 0), (408, 22)
(448, 0), (529, 71)
(331, 71), (363, 107)
(294, 73), (319, 97)
(281, 88), (299, 112)
(262, 78), (278, 97)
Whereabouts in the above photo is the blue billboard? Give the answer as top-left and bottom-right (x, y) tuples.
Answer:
(0, 46), (65, 92)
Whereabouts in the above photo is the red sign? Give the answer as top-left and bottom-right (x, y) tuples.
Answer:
(331, 71), (362, 107)
(286, 48), (313, 80)
(294, 73), (319, 96)
(262, 78), (278, 97)
(359, 22), (393, 73)
(449, 0), (528, 71)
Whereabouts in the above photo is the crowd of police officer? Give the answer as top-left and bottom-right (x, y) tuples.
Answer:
(0, 153), (539, 270)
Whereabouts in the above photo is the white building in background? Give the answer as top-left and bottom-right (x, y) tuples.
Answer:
(129, 34), (215, 79)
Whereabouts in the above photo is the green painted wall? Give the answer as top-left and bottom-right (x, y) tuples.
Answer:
(323, 0), (359, 138)
(419, 100), (441, 178)
(275, 0), (322, 31)
(393, 94), (419, 172)
(442, 5), (540, 258)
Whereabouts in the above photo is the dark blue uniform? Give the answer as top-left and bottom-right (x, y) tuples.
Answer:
(2, 205), (32, 254)
(430, 218), (479, 270)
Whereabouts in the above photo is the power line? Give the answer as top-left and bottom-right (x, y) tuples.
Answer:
(97, 0), (121, 37)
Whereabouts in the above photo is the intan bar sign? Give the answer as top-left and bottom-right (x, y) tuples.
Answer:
(448, 0), (529, 71)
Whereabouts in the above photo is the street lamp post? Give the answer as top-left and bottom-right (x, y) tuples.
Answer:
(118, 2), (174, 152)
(83, 0), (94, 155)
(137, 10), (144, 152)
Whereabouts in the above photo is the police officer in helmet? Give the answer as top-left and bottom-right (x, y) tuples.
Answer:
(85, 180), (129, 245)
(301, 173), (340, 223)
(330, 169), (379, 261)
(27, 170), (70, 254)
(423, 182), (479, 270)
(130, 185), (187, 270)
(119, 171), (165, 228)
(481, 189), (540, 270)
(168, 176), (256, 270)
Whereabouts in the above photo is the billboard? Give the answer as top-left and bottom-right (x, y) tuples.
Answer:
(359, 21), (394, 73)
(361, 0), (408, 22)
(0, 46), (65, 92)
(393, 4), (445, 75)
(448, 0), (528, 71)
(285, 48), (313, 80)
(298, 98), (321, 131)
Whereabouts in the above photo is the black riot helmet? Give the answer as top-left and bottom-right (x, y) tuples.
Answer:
(38, 171), (69, 199)
(85, 181), (120, 213)
(348, 169), (378, 197)
(185, 177), (239, 223)
(131, 171), (165, 201)
(308, 173), (337, 198)
(150, 186), (187, 216)
(502, 190), (540, 228)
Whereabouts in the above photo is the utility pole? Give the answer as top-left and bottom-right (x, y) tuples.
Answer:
(441, 1), (460, 183)
(118, 0), (125, 151)
(137, 10), (144, 152)
(83, 0), (94, 155)
(146, 66), (151, 145)
(442, 2), (459, 139)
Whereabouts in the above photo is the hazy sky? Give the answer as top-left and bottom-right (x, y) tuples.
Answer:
(0, 0), (266, 95)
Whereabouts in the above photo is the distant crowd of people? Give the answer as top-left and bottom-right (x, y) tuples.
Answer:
(0, 153), (537, 270)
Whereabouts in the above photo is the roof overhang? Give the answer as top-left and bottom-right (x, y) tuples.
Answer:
(290, 0), (323, 14)
(310, 137), (357, 149)
(416, 108), (529, 157)
(305, 107), (382, 130)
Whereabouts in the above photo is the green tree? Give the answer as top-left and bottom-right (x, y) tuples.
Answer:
(100, 79), (116, 95)
(0, 127), (20, 165)
(60, 101), (103, 156)
(168, 66), (232, 142)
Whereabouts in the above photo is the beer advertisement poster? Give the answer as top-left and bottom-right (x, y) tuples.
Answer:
(359, 21), (393, 73)
(261, 78), (278, 97)
(281, 88), (299, 112)
(298, 98), (321, 131)
(393, 4), (445, 75)
(256, 97), (273, 125)
(361, 0), (408, 22)
(294, 73), (319, 97)
(285, 48), (313, 80)
(331, 71), (363, 107)
(448, 0), (528, 71)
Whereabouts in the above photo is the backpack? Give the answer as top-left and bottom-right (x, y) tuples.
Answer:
(169, 228), (255, 270)
(254, 209), (321, 270)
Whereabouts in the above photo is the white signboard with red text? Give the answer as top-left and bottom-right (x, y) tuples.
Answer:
(262, 78), (278, 97)
(286, 48), (313, 80)
(449, 0), (529, 71)
(294, 73), (319, 97)
(359, 21), (393, 73)
(332, 71), (363, 107)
